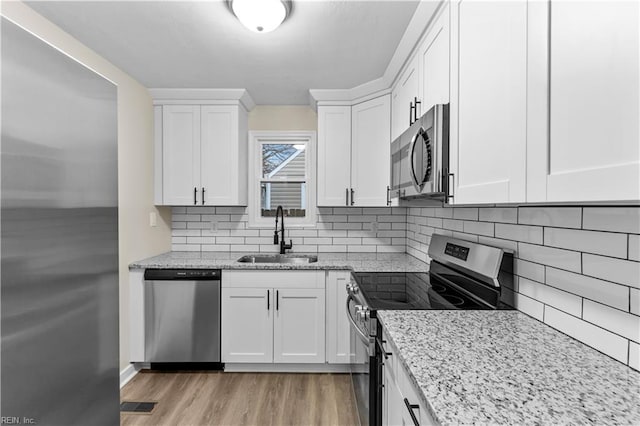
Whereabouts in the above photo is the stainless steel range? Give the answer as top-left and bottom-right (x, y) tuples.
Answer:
(346, 234), (515, 426)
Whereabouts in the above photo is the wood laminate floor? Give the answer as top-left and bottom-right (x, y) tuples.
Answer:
(120, 371), (360, 426)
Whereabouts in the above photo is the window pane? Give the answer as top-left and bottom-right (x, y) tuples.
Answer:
(262, 143), (306, 179)
(261, 182), (306, 217)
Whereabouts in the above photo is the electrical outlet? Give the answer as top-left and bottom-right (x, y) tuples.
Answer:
(370, 221), (379, 233)
(210, 221), (218, 233)
(149, 212), (157, 227)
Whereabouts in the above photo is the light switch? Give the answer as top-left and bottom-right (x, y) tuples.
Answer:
(149, 212), (157, 227)
(370, 221), (379, 233)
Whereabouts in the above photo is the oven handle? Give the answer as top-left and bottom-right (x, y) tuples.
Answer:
(404, 398), (421, 426)
(346, 295), (369, 344)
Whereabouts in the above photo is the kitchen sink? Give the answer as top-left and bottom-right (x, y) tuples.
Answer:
(236, 254), (318, 264)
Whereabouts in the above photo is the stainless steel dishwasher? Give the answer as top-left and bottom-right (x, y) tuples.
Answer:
(144, 269), (221, 365)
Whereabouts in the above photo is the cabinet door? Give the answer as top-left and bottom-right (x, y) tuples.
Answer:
(317, 106), (352, 206)
(273, 288), (325, 363)
(351, 95), (392, 207)
(385, 370), (404, 426)
(162, 105), (201, 205)
(201, 105), (247, 206)
(221, 288), (273, 363)
(528, 0), (639, 202)
(449, 0), (527, 204)
(419, 2), (450, 110)
(392, 56), (419, 141)
(325, 271), (352, 364)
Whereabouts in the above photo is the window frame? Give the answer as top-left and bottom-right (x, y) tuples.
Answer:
(247, 130), (317, 228)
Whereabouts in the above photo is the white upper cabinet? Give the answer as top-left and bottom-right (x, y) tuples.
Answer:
(527, 0), (640, 202)
(317, 94), (391, 207)
(449, 0), (528, 204)
(419, 2), (450, 110)
(153, 93), (251, 206)
(200, 105), (248, 206)
(161, 105), (201, 206)
(391, 56), (419, 142)
(351, 95), (392, 207)
(317, 106), (352, 206)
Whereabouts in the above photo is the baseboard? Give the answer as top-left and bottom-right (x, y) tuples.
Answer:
(224, 363), (351, 373)
(120, 363), (141, 389)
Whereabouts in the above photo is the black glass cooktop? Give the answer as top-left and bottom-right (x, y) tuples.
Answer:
(352, 269), (512, 311)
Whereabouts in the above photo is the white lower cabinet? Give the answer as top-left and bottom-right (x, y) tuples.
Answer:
(273, 288), (325, 363)
(221, 270), (325, 364)
(221, 288), (273, 363)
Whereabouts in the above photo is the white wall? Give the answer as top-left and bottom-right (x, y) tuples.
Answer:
(1, 1), (172, 371)
(249, 105), (318, 131)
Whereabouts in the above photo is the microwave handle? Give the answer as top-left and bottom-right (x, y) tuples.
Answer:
(444, 169), (455, 202)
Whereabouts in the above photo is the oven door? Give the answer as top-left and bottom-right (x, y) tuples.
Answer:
(347, 295), (376, 426)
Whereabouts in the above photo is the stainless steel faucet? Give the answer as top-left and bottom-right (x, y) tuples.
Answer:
(274, 205), (293, 254)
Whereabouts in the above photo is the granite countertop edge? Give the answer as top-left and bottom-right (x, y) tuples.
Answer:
(128, 251), (429, 273)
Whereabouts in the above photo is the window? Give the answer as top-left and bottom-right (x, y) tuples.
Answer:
(248, 131), (316, 227)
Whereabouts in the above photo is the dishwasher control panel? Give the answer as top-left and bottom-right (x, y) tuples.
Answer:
(144, 269), (221, 280)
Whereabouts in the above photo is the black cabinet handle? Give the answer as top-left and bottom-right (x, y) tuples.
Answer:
(404, 398), (420, 426)
(276, 290), (279, 311)
(409, 101), (415, 126)
(267, 289), (270, 311)
(414, 97), (421, 123)
(350, 188), (355, 206)
(201, 187), (205, 205)
(193, 187), (197, 205)
(345, 188), (349, 206)
(386, 186), (391, 206)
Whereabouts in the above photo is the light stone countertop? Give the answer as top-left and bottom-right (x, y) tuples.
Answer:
(377, 310), (640, 425)
(129, 251), (429, 273)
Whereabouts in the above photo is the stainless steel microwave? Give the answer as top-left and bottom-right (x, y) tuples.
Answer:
(390, 103), (450, 201)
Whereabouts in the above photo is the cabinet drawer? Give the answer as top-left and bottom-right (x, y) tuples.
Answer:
(223, 270), (325, 289)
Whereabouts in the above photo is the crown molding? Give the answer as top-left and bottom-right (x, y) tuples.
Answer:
(149, 88), (256, 111)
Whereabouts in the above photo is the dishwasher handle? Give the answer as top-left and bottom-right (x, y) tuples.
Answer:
(144, 269), (221, 280)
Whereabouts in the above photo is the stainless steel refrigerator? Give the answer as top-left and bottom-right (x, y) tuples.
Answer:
(1, 17), (119, 425)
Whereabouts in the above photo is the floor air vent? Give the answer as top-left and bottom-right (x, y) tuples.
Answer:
(120, 401), (157, 414)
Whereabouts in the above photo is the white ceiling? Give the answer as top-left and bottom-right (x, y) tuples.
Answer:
(26, 0), (421, 105)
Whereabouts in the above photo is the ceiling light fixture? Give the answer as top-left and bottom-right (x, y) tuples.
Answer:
(227, 0), (292, 34)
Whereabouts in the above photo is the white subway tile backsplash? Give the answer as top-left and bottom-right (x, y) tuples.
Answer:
(629, 235), (640, 262)
(514, 259), (545, 283)
(201, 244), (230, 252)
(582, 300), (640, 343)
(583, 254), (640, 289)
(583, 207), (640, 234)
(434, 208), (454, 218)
(514, 293), (545, 321)
(630, 342), (640, 370)
(442, 219), (464, 232)
(347, 245), (377, 253)
(518, 243), (582, 273)
(631, 289), (640, 316)
(479, 207), (518, 224)
(463, 221), (495, 237)
(544, 306), (629, 364)
(519, 278), (582, 317)
(495, 223), (543, 244)
(544, 228), (627, 259)
(545, 267), (630, 312)
(518, 207), (582, 228)
(333, 223), (363, 230)
(453, 207), (479, 221)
